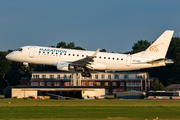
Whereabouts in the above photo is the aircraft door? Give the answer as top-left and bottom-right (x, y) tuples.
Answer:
(29, 47), (36, 58)
(126, 55), (132, 67)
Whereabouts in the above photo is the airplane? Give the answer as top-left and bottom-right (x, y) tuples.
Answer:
(6, 30), (174, 77)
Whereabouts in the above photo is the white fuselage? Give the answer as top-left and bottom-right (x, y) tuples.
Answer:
(6, 46), (166, 71)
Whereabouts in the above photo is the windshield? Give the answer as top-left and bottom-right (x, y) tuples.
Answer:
(14, 48), (23, 51)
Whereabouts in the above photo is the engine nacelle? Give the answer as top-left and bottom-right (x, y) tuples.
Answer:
(86, 63), (106, 70)
(57, 62), (74, 71)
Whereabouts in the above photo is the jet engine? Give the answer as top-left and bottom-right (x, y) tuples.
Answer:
(57, 62), (74, 71)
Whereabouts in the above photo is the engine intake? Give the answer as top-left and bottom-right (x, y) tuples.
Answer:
(57, 62), (74, 71)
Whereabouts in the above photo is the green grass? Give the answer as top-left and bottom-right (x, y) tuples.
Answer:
(1, 99), (180, 120)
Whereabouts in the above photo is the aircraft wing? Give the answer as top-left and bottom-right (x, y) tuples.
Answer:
(70, 49), (100, 67)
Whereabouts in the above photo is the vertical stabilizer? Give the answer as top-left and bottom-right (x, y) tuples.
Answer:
(142, 30), (174, 58)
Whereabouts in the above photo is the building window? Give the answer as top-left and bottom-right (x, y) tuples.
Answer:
(64, 75), (67, 79)
(31, 82), (38, 86)
(112, 89), (116, 93)
(40, 82), (44, 86)
(135, 83), (141, 86)
(33, 75), (39, 79)
(95, 75), (98, 79)
(136, 75), (143, 79)
(105, 89), (109, 93)
(54, 82), (60, 86)
(66, 82), (70, 86)
(146, 82), (149, 87)
(105, 82), (108, 86)
(89, 82), (94, 86)
(112, 82), (117, 86)
(126, 82), (141, 87)
(124, 75), (129, 79)
(108, 75), (111, 79)
(120, 82), (124, 86)
(42, 75), (46, 79)
(47, 82), (51, 86)
(57, 75), (60, 79)
(96, 82), (101, 86)
(101, 75), (105, 79)
(114, 75), (119, 79)
(50, 75), (54, 79)
(82, 82), (86, 86)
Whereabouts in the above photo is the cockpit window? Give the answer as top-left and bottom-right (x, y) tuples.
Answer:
(14, 48), (23, 51)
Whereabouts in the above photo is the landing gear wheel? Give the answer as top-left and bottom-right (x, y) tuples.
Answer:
(85, 73), (91, 77)
(81, 72), (86, 77)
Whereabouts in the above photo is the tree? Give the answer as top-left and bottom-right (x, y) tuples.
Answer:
(0, 52), (10, 78)
(56, 41), (66, 48)
(131, 40), (151, 54)
(56, 41), (85, 50)
(152, 79), (165, 91)
(100, 49), (107, 52)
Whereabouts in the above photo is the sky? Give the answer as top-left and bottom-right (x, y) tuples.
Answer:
(1, 0), (180, 53)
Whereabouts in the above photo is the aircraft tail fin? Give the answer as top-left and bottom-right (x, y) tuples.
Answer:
(141, 30), (174, 58)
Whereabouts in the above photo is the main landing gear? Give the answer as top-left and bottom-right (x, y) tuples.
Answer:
(81, 68), (91, 77)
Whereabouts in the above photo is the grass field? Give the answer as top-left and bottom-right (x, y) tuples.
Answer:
(1, 99), (180, 120)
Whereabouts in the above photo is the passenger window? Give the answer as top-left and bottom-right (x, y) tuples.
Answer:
(47, 52), (49, 54)
(43, 51), (45, 54)
(112, 58), (114, 60)
(104, 57), (106, 59)
(56, 53), (58, 55)
(73, 54), (75, 56)
(69, 54), (70, 56)
(77, 54), (79, 57)
(108, 57), (110, 59)
(64, 53), (66, 55)
(60, 53), (62, 55)
(121, 58), (123, 61)
(39, 51), (41, 53)
(99, 56), (101, 59)
(82, 55), (84, 57)
(117, 58), (119, 60)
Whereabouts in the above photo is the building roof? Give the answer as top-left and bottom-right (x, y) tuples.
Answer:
(166, 84), (180, 90)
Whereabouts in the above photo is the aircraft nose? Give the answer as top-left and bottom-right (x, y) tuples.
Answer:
(6, 53), (12, 60)
(6, 54), (10, 59)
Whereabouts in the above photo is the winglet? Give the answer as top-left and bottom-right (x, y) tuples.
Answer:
(91, 49), (100, 58)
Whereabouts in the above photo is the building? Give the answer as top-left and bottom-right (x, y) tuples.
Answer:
(165, 84), (180, 91)
(20, 71), (154, 94)
(10, 86), (105, 99)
